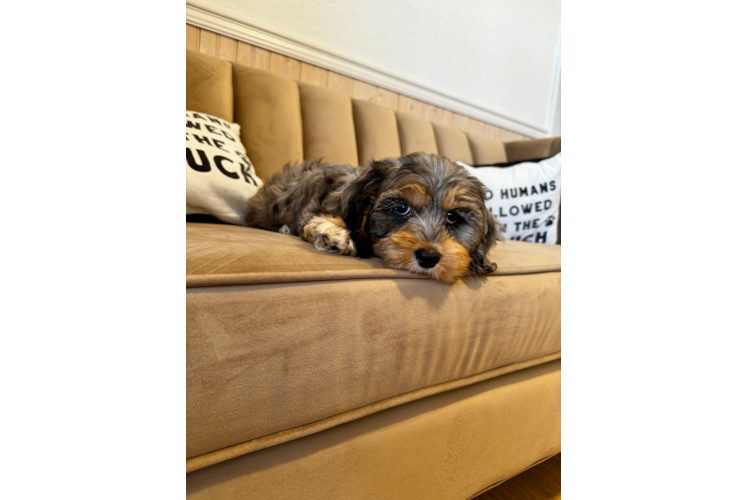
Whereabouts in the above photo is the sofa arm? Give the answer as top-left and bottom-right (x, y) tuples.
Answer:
(504, 137), (561, 163)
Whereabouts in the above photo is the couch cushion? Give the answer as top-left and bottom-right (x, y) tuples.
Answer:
(433, 124), (474, 163)
(187, 50), (233, 122)
(467, 133), (508, 164)
(504, 137), (561, 163)
(187, 360), (561, 497)
(185, 112), (263, 225)
(459, 153), (561, 245)
(299, 83), (359, 165)
(352, 99), (401, 165)
(232, 64), (304, 180)
(186, 223), (561, 287)
(186, 223), (561, 466)
(396, 112), (439, 155)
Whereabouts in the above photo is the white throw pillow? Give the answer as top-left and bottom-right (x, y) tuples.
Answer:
(458, 153), (561, 244)
(186, 111), (263, 225)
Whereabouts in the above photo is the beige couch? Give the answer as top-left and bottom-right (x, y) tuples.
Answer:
(186, 49), (561, 499)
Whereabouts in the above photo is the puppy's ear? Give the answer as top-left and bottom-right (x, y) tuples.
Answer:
(469, 186), (504, 275)
(338, 160), (391, 258)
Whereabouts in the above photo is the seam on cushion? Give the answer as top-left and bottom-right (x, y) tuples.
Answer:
(186, 268), (561, 288)
(186, 351), (561, 473)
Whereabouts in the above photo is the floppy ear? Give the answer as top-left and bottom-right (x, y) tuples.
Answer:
(469, 188), (504, 275)
(338, 161), (391, 258)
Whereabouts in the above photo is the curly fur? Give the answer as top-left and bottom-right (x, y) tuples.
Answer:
(245, 153), (505, 283)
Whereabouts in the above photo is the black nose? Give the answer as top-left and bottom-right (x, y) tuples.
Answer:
(415, 248), (441, 268)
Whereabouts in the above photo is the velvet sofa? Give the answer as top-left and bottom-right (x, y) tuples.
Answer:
(186, 49), (561, 499)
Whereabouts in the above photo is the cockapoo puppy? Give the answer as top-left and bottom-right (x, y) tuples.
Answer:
(245, 152), (504, 283)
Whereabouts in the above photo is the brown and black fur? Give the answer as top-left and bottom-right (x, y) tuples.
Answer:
(245, 152), (504, 283)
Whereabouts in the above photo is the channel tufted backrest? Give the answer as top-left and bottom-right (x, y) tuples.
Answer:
(186, 49), (555, 181)
(351, 99), (401, 166)
(298, 83), (358, 166)
(186, 50), (233, 123)
(231, 64), (304, 180)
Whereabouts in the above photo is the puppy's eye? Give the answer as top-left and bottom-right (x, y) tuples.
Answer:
(394, 204), (411, 216)
(445, 211), (460, 224)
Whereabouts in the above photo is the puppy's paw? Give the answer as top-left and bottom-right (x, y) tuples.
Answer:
(302, 215), (357, 256)
(469, 258), (497, 275)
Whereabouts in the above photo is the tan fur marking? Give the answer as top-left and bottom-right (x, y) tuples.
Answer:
(431, 237), (471, 284)
(440, 185), (462, 212)
(373, 231), (470, 284)
(381, 184), (430, 210)
(325, 215), (342, 224)
(388, 231), (421, 250)
(360, 206), (371, 235)
(399, 184), (430, 208)
(373, 232), (419, 275)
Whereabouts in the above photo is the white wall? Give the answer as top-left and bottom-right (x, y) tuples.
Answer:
(192, 0), (561, 137)
(553, 66), (577, 136)
(553, 0), (581, 136)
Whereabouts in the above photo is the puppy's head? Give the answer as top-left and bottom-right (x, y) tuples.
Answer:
(341, 153), (504, 284)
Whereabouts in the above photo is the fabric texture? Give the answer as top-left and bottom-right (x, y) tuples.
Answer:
(186, 50), (233, 122)
(184, 51), (562, 491)
(186, 223), (561, 287)
(186, 223), (561, 461)
(186, 360), (561, 500)
(187, 353), (559, 473)
(396, 112), (439, 155)
(433, 124), (474, 163)
(186, 111), (262, 225)
(468, 133), (508, 164)
(232, 64), (304, 180)
(352, 99), (401, 165)
(504, 137), (561, 163)
(459, 153), (561, 244)
(299, 83), (359, 165)
(561, 360), (577, 451)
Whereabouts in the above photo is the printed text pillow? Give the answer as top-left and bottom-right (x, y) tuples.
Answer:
(458, 153), (561, 244)
(186, 111), (263, 225)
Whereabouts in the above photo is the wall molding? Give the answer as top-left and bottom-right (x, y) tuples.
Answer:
(186, 0), (554, 138)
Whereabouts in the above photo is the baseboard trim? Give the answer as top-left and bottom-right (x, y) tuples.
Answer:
(186, 0), (550, 138)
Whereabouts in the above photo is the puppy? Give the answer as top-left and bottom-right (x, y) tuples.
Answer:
(245, 152), (504, 283)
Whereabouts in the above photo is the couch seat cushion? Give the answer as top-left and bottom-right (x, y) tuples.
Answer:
(187, 222), (561, 287)
(186, 222), (561, 470)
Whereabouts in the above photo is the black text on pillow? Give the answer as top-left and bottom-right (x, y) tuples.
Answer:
(458, 153), (561, 244)
(186, 111), (263, 225)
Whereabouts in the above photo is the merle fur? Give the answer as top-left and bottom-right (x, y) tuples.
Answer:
(245, 152), (504, 275)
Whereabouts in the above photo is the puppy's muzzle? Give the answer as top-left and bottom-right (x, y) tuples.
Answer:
(415, 247), (441, 268)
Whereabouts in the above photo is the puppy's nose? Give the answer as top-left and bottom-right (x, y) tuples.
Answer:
(415, 248), (441, 268)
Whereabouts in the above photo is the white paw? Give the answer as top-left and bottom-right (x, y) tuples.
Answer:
(302, 216), (357, 256)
